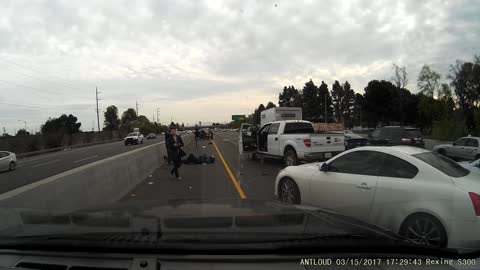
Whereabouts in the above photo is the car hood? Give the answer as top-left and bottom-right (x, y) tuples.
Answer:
(0, 199), (403, 242)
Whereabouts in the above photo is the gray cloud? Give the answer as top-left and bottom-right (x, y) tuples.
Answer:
(0, 0), (479, 133)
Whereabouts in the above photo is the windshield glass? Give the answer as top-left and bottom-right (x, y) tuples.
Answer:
(413, 152), (470, 178)
(406, 129), (422, 138)
(0, 0), (479, 259)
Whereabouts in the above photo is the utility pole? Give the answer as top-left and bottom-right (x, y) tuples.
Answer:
(136, 100), (139, 116)
(95, 87), (101, 132)
(152, 114), (155, 122)
(157, 108), (160, 124)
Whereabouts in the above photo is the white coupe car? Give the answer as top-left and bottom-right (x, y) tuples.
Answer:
(0, 151), (16, 171)
(275, 146), (480, 252)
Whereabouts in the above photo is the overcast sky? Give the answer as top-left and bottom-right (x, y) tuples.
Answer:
(0, 0), (479, 134)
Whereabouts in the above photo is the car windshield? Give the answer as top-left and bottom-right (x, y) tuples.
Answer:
(413, 152), (470, 178)
(1, 0), (480, 259)
(406, 129), (422, 138)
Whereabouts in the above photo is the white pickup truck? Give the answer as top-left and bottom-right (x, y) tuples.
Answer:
(239, 120), (345, 167)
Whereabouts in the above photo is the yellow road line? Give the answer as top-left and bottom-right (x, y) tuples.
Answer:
(213, 141), (247, 199)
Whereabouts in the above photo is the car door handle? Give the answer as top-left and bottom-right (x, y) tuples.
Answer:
(356, 183), (371, 190)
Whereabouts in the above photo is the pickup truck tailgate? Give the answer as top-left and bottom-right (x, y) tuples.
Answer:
(309, 133), (345, 153)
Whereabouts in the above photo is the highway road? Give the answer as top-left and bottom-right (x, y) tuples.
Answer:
(0, 137), (163, 194)
(121, 131), (284, 203)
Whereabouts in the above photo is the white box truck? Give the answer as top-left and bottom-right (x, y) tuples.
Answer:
(260, 107), (302, 127)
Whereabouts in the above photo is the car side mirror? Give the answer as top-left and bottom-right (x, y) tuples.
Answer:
(320, 163), (329, 172)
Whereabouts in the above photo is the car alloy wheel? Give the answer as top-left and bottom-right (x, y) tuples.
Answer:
(401, 216), (446, 248)
(9, 162), (15, 171)
(280, 178), (299, 205)
(284, 150), (297, 167)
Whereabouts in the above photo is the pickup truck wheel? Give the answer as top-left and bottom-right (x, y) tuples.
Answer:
(279, 178), (301, 205)
(284, 149), (298, 167)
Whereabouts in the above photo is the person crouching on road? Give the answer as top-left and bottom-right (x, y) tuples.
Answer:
(166, 127), (185, 180)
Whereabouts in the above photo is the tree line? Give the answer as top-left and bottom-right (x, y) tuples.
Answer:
(244, 55), (479, 139)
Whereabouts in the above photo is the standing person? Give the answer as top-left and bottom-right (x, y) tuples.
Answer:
(166, 127), (185, 180)
(194, 128), (200, 149)
(164, 129), (172, 165)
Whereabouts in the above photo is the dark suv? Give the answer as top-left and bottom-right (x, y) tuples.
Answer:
(368, 126), (425, 148)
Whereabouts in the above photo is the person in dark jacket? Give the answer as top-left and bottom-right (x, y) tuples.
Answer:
(166, 127), (184, 180)
(164, 129), (172, 165)
(194, 128), (200, 148)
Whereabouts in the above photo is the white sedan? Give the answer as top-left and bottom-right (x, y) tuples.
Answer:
(275, 146), (480, 252)
(459, 159), (480, 174)
(0, 151), (16, 171)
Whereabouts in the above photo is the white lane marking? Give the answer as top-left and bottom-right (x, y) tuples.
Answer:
(31, 159), (61, 168)
(0, 141), (166, 201)
(73, 155), (99, 163)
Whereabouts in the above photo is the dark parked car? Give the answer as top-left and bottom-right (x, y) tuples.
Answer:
(147, 133), (156, 139)
(367, 126), (424, 148)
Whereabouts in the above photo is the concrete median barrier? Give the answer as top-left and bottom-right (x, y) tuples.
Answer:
(0, 135), (193, 211)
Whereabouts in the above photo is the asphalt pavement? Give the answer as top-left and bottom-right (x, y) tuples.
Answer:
(121, 131), (284, 203)
(0, 137), (163, 194)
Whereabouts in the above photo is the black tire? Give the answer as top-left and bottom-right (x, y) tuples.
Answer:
(284, 148), (298, 167)
(279, 178), (301, 205)
(399, 214), (447, 248)
(9, 161), (16, 171)
(437, 148), (446, 156)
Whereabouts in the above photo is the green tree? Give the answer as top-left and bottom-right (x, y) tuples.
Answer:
(16, 129), (30, 136)
(266, 101), (276, 109)
(302, 79), (320, 121)
(391, 63), (408, 89)
(363, 80), (397, 126)
(121, 108), (138, 126)
(417, 65), (441, 97)
(41, 114), (81, 134)
(103, 105), (120, 130)
(448, 57), (480, 131)
(279, 86), (302, 107)
(317, 81), (333, 122)
(253, 104), (266, 125)
(331, 80), (343, 122)
(352, 93), (365, 127)
(342, 81), (355, 127)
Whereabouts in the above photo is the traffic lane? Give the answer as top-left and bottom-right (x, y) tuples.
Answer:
(213, 131), (282, 201)
(0, 138), (163, 195)
(121, 136), (243, 204)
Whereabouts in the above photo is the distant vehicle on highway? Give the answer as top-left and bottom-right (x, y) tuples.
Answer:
(124, 132), (144, 145)
(0, 151), (16, 171)
(275, 146), (477, 249)
(187, 130), (192, 134)
(240, 120), (344, 167)
(434, 136), (480, 161)
(458, 158), (480, 174)
(367, 126), (424, 148)
(146, 133), (156, 139)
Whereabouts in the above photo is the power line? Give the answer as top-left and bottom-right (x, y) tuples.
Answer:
(0, 101), (94, 111)
(0, 58), (89, 92)
(0, 79), (93, 100)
